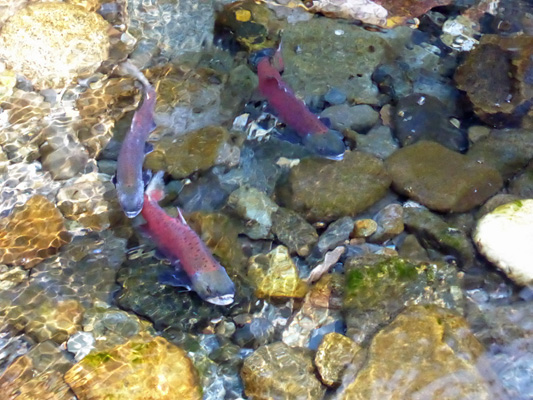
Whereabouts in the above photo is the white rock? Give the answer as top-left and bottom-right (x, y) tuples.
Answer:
(474, 200), (533, 286)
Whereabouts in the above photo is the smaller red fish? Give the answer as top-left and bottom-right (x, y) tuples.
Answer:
(255, 47), (345, 160)
(140, 172), (235, 306)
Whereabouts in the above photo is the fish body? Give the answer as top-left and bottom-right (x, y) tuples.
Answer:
(116, 62), (157, 218)
(256, 52), (345, 160)
(140, 173), (235, 306)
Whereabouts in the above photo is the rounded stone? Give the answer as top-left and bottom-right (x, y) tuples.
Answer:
(474, 200), (533, 286)
(0, 2), (110, 89)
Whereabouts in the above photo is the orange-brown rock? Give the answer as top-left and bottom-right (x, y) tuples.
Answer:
(0, 195), (70, 268)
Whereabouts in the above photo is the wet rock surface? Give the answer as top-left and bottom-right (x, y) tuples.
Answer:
(385, 141), (503, 212)
(270, 207), (318, 257)
(337, 305), (492, 399)
(474, 200), (533, 286)
(65, 337), (201, 400)
(0, 2), (110, 89)
(315, 332), (360, 387)
(277, 151), (391, 223)
(241, 341), (325, 400)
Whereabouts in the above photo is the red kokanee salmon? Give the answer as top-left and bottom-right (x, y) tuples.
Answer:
(140, 172), (235, 306)
(115, 61), (157, 218)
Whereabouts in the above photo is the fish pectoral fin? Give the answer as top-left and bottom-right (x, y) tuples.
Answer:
(158, 268), (192, 291)
(176, 208), (188, 225)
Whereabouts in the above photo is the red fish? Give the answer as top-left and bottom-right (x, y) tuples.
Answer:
(256, 47), (345, 160)
(140, 172), (235, 306)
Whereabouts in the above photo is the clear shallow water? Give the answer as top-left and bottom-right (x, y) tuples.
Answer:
(0, 0), (532, 399)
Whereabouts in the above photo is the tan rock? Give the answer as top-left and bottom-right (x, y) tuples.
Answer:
(315, 332), (361, 387)
(0, 2), (110, 89)
(248, 246), (308, 300)
(0, 195), (70, 268)
(65, 337), (201, 400)
(241, 342), (325, 400)
(337, 305), (492, 400)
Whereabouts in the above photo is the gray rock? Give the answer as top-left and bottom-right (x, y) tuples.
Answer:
(320, 104), (379, 133)
(369, 203), (404, 243)
(349, 124), (398, 159)
(324, 87), (347, 105)
(317, 216), (354, 253)
(271, 207), (318, 257)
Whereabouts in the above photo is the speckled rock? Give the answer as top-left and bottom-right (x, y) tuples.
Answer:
(226, 186), (278, 240)
(241, 342), (325, 400)
(277, 151), (391, 223)
(0, 2), (110, 89)
(0, 341), (74, 400)
(56, 172), (123, 231)
(403, 204), (475, 267)
(337, 305), (492, 400)
(248, 246), (308, 300)
(270, 207), (318, 257)
(0, 195), (70, 268)
(281, 18), (390, 104)
(394, 93), (468, 152)
(369, 203), (404, 243)
(315, 332), (361, 387)
(144, 126), (240, 179)
(348, 125), (398, 160)
(65, 337), (201, 400)
(467, 129), (533, 180)
(385, 141), (503, 212)
(343, 254), (462, 344)
(474, 200), (533, 286)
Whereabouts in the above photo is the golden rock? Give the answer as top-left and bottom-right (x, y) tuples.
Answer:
(352, 219), (378, 238)
(248, 246), (308, 300)
(315, 332), (361, 387)
(0, 195), (70, 269)
(144, 125), (240, 179)
(0, 2), (110, 89)
(338, 305), (492, 399)
(65, 337), (201, 400)
(241, 342), (325, 400)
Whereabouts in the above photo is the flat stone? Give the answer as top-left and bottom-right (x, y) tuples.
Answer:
(474, 199), (533, 286)
(385, 141), (503, 212)
(0, 2), (110, 89)
(241, 342), (325, 400)
(277, 151), (391, 223)
(65, 337), (201, 400)
(337, 305), (492, 400)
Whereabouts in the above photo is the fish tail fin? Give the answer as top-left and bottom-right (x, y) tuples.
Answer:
(271, 38), (284, 72)
(145, 170), (165, 202)
(119, 60), (152, 89)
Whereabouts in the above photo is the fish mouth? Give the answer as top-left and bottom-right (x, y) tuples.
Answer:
(124, 209), (142, 218)
(324, 152), (345, 161)
(206, 293), (234, 306)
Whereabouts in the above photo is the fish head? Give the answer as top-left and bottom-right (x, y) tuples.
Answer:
(116, 181), (145, 218)
(190, 269), (235, 306)
(302, 129), (346, 161)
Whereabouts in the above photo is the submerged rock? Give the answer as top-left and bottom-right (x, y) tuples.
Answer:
(343, 254), (462, 344)
(403, 204), (475, 267)
(277, 151), (391, 223)
(248, 246), (308, 300)
(369, 203), (404, 243)
(337, 305), (492, 399)
(241, 341), (325, 400)
(474, 200), (533, 286)
(315, 332), (361, 387)
(0, 2), (110, 89)
(394, 93), (468, 152)
(65, 337), (201, 400)
(56, 172), (123, 231)
(226, 186), (279, 240)
(0, 341), (74, 400)
(270, 207), (318, 257)
(145, 126), (240, 179)
(385, 141), (503, 212)
(0, 195), (70, 268)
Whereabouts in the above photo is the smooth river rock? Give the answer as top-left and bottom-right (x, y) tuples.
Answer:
(385, 141), (503, 212)
(277, 151), (391, 223)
